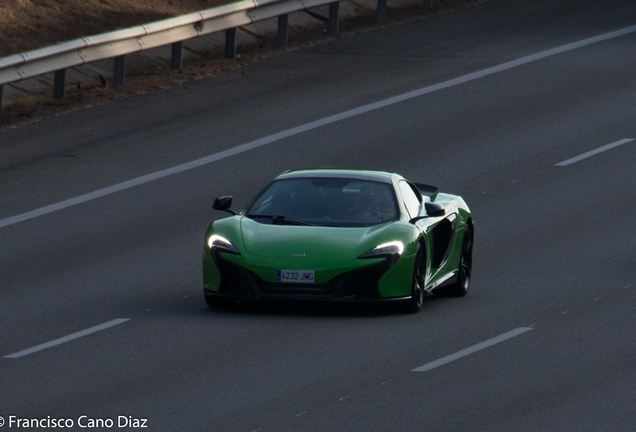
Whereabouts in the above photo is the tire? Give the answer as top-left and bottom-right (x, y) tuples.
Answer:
(434, 225), (472, 297)
(205, 295), (237, 309)
(405, 246), (426, 313)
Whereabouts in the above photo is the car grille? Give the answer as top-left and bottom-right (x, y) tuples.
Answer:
(213, 252), (392, 301)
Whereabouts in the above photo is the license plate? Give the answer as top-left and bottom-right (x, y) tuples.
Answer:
(276, 269), (315, 283)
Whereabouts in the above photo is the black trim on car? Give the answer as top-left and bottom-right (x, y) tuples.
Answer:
(208, 252), (396, 301)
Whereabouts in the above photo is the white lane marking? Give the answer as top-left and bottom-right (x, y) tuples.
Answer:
(411, 327), (533, 372)
(2, 26), (636, 230)
(3, 318), (130, 359)
(296, 412), (307, 417)
(339, 396), (351, 401)
(626, 285), (632, 289)
(529, 323), (538, 328)
(380, 380), (392, 385)
(562, 310), (570, 315)
(555, 138), (635, 166)
(594, 297), (602, 301)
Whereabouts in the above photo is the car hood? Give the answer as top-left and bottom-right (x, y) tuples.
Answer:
(239, 217), (392, 260)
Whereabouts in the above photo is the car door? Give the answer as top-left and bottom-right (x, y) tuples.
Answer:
(399, 180), (457, 281)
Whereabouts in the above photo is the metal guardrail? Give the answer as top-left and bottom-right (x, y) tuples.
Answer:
(0, 0), (434, 115)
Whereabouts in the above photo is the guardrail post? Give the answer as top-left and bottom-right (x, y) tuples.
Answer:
(54, 69), (66, 99)
(329, 3), (340, 36)
(377, 0), (387, 23)
(171, 42), (183, 70)
(277, 14), (289, 46)
(114, 55), (126, 87)
(225, 28), (237, 59)
(423, 0), (433, 9)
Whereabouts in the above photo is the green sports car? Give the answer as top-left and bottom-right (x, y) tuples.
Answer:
(202, 168), (473, 313)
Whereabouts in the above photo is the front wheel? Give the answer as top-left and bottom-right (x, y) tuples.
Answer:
(404, 247), (425, 313)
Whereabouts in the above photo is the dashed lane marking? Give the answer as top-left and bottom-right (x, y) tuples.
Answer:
(412, 327), (533, 372)
(555, 138), (634, 166)
(4, 318), (130, 359)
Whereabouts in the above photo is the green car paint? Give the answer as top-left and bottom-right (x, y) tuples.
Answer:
(203, 168), (473, 311)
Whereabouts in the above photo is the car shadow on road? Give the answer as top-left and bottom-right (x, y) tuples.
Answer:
(204, 294), (444, 318)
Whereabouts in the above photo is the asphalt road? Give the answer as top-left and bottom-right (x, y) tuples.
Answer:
(2, 0), (636, 431)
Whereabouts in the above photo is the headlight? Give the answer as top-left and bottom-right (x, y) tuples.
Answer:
(359, 241), (404, 258)
(207, 234), (240, 254)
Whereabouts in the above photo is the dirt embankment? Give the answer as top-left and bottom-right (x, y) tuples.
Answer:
(0, 0), (482, 57)
(0, 0), (230, 57)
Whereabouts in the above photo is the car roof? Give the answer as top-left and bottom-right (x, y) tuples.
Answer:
(275, 168), (396, 183)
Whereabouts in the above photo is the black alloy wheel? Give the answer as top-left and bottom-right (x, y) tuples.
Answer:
(405, 246), (425, 313)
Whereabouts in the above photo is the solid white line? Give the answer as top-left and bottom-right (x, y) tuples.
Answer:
(555, 138), (635, 166)
(3, 318), (130, 359)
(2, 26), (636, 230)
(411, 327), (533, 372)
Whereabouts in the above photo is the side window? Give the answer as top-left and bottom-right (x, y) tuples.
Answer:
(398, 181), (421, 219)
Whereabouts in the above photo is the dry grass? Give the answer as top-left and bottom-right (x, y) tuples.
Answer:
(0, 0), (487, 57)
(0, 0), (230, 57)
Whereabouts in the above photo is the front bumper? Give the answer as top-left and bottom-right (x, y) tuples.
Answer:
(203, 250), (409, 301)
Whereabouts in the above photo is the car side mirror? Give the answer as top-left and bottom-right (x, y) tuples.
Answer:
(425, 201), (445, 217)
(409, 201), (445, 224)
(213, 196), (238, 215)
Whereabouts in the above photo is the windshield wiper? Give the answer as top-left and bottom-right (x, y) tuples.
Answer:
(246, 214), (314, 226)
(272, 214), (315, 226)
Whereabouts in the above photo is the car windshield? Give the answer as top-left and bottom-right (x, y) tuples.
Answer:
(245, 177), (399, 227)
